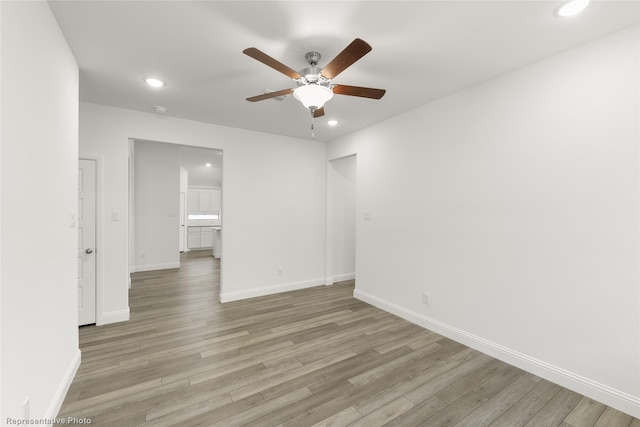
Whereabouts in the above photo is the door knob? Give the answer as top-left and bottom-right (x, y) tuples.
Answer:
(85, 248), (93, 254)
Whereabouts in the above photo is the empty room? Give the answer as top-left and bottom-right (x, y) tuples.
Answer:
(1, 1), (639, 426)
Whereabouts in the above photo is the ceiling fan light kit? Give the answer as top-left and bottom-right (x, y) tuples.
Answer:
(293, 84), (334, 110)
(243, 38), (386, 132)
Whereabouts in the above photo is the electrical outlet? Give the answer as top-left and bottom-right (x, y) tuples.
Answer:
(422, 292), (429, 304)
(23, 397), (30, 420)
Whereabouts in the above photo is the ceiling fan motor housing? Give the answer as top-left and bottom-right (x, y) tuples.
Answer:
(299, 51), (325, 84)
(299, 67), (323, 84)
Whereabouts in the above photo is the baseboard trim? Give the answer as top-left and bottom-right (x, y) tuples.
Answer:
(45, 349), (81, 421)
(220, 277), (325, 303)
(133, 262), (180, 272)
(331, 272), (355, 283)
(99, 308), (130, 325)
(354, 289), (640, 418)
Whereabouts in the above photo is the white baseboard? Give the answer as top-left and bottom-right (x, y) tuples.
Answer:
(45, 349), (81, 422)
(99, 308), (130, 325)
(220, 277), (325, 303)
(354, 289), (640, 419)
(133, 262), (180, 272)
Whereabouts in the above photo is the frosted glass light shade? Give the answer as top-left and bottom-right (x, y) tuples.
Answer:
(293, 84), (334, 110)
(557, 0), (589, 17)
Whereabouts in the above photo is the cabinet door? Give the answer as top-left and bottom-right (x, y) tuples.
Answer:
(199, 190), (213, 212)
(200, 230), (213, 248)
(187, 228), (201, 248)
(211, 189), (222, 212)
(187, 190), (199, 212)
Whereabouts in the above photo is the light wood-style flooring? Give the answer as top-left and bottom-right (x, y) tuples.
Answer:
(59, 251), (639, 426)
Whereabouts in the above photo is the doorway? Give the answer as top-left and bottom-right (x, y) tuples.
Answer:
(129, 141), (223, 297)
(327, 155), (357, 284)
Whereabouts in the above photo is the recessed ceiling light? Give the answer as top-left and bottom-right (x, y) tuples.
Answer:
(144, 77), (165, 88)
(557, 0), (590, 17)
(205, 163), (212, 167)
(327, 120), (338, 126)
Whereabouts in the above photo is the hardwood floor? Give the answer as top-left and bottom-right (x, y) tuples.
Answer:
(59, 251), (639, 426)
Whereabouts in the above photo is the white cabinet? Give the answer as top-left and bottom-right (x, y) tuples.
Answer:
(187, 189), (221, 213)
(186, 189), (221, 251)
(210, 189), (221, 212)
(187, 227), (201, 249)
(199, 190), (213, 212)
(187, 190), (200, 212)
(201, 228), (213, 247)
(187, 227), (213, 249)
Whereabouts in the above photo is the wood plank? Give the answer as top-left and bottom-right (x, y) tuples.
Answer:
(489, 380), (562, 427)
(309, 406), (362, 427)
(454, 374), (539, 427)
(563, 397), (607, 427)
(348, 397), (414, 427)
(593, 406), (635, 427)
(522, 388), (583, 427)
(55, 252), (639, 426)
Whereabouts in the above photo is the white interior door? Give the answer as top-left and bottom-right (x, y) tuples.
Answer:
(78, 159), (97, 325)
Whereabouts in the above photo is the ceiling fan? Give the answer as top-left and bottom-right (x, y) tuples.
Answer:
(243, 38), (386, 119)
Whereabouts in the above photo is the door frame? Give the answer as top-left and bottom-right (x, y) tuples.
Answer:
(80, 155), (104, 325)
(179, 192), (186, 252)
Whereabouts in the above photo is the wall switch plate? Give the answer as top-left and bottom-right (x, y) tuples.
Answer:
(277, 267), (283, 276)
(422, 292), (429, 304)
(69, 213), (76, 228)
(363, 211), (371, 220)
(111, 211), (120, 221)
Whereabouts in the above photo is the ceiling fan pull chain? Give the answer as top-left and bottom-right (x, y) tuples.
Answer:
(310, 109), (315, 139)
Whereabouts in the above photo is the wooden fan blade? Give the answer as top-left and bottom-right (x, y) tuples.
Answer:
(246, 88), (294, 102)
(313, 107), (325, 118)
(321, 38), (372, 80)
(332, 85), (386, 99)
(243, 48), (302, 80)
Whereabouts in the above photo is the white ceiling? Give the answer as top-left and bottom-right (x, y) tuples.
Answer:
(49, 1), (639, 142)
(180, 146), (223, 188)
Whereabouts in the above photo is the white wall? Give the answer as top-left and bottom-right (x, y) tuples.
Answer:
(328, 26), (640, 417)
(180, 166), (188, 193)
(133, 140), (181, 271)
(329, 155), (356, 282)
(0, 1), (80, 422)
(79, 102), (327, 309)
